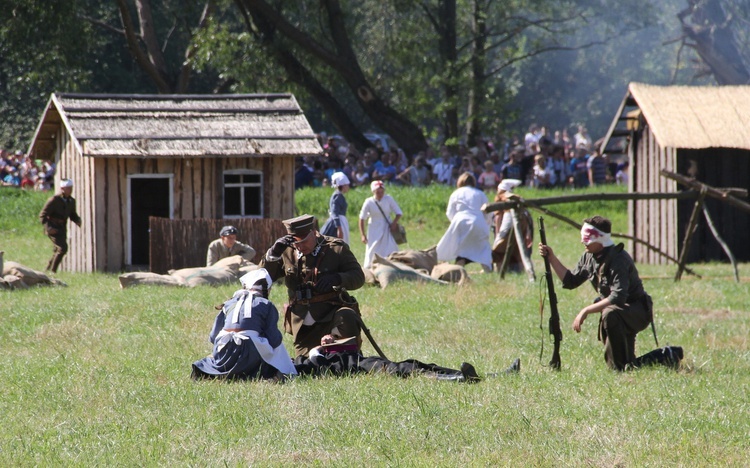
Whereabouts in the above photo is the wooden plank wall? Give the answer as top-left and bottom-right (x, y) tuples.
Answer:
(149, 217), (287, 273)
(56, 131), (96, 273)
(69, 152), (295, 272)
(632, 126), (677, 264)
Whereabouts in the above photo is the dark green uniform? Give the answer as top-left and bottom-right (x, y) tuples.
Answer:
(562, 244), (652, 370)
(261, 234), (365, 357)
(39, 193), (81, 273)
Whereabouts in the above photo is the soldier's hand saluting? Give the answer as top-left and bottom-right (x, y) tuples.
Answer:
(270, 235), (295, 257)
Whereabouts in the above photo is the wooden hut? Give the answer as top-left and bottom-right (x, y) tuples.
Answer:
(601, 82), (750, 264)
(27, 93), (321, 273)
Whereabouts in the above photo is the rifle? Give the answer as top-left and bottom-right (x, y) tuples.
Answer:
(539, 217), (562, 370)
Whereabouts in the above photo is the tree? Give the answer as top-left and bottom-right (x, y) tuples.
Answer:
(676, 0), (750, 84)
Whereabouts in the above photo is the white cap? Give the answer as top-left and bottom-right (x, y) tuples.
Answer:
(240, 268), (273, 292)
(60, 179), (74, 188)
(331, 172), (350, 188)
(497, 179), (521, 192)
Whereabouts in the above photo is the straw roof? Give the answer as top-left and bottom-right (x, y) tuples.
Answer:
(627, 83), (750, 150)
(28, 93), (322, 159)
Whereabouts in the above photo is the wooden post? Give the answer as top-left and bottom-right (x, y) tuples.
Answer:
(498, 226), (516, 279)
(675, 189), (707, 281)
(702, 205), (740, 283)
(511, 208), (535, 282)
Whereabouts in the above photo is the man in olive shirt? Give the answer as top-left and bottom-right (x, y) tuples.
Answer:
(539, 215), (683, 370)
(206, 225), (256, 266)
(261, 214), (365, 357)
(39, 178), (81, 273)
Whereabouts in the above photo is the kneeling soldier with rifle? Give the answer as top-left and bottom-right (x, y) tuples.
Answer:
(261, 214), (365, 358)
(538, 215), (683, 371)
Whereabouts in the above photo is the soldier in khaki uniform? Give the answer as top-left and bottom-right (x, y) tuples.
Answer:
(261, 214), (365, 357)
(39, 178), (81, 273)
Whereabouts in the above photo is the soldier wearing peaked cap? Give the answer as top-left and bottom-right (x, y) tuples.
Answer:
(261, 214), (365, 357)
(206, 225), (256, 266)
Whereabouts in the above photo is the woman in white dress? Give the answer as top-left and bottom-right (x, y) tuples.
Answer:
(436, 172), (493, 271)
(358, 180), (403, 268)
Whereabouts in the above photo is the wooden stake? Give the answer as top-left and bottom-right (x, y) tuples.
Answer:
(675, 189), (707, 281)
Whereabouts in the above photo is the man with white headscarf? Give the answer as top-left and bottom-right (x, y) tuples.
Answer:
(320, 172), (351, 244)
(39, 178), (81, 273)
(538, 215), (683, 371)
(191, 268), (297, 380)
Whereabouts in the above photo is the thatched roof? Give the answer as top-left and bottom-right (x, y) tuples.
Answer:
(601, 83), (750, 153)
(28, 93), (322, 159)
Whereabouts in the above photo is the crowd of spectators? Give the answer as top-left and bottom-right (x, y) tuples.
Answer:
(295, 124), (629, 192)
(0, 149), (55, 191)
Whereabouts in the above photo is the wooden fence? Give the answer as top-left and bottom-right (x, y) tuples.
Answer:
(149, 217), (288, 273)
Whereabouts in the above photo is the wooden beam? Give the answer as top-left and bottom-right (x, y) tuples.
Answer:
(483, 191), (697, 213)
(661, 169), (750, 214)
(702, 205), (739, 283)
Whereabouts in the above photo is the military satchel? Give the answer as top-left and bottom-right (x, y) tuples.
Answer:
(374, 199), (407, 244)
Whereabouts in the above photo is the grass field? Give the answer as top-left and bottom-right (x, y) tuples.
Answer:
(1, 185), (749, 466)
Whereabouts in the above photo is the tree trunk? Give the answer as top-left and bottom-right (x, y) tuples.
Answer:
(437, 0), (459, 144)
(235, 0), (375, 152)
(679, 0), (750, 85)
(238, 0), (428, 155)
(465, 0), (487, 147)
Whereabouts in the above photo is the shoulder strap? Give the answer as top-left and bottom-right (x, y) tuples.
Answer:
(374, 200), (392, 227)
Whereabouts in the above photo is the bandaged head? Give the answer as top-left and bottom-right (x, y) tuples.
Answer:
(370, 180), (384, 192)
(240, 268), (273, 296)
(580, 223), (614, 247)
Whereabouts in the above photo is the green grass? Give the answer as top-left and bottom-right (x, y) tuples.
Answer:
(1, 185), (749, 465)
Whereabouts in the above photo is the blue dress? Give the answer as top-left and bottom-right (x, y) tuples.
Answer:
(192, 290), (293, 379)
(320, 191), (350, 244)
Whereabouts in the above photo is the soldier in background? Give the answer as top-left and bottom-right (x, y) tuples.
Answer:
(206, 225), (256, 266)
(39, 178), (81, 273)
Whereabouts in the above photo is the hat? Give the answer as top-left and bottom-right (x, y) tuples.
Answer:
(60, 179), (74, 188)
(283, 214), (316, 240)
(370, 180), (384, 192)
(497, 179), (522, 192)
(330, 172), (350, 188)
(240, 268), (273, 292)
(220, 225), (238, 237)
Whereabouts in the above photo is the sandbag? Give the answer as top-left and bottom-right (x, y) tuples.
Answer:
(431, 263), (471, 285)
(118, 272), (186, 289)
(211, 255), (246, 269)
(2, 261), (66, 287)
(3, 274), (28, 290)
(370, 254), (447, 289)
(386, 246), (438, 273)
(168, 265), (238, 287)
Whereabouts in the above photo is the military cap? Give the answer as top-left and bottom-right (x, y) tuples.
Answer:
(220, 225), (238, 236)
(283, 214), (316, 240)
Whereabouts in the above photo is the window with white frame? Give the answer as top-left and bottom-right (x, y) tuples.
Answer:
(223, 170), (263, 217)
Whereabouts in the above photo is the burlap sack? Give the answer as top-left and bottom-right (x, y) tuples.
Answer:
(431, 263), (471, 285)
(371, 254), (447, 289)
(362, 266), (378, 285)
(118, 272), (187, 288)
(168, 265), (238, 287)
(211, 255), (246, 270)
(3, 261), (55, 286)
(386, 246), (438, 273)
(3, 274), (28, 290)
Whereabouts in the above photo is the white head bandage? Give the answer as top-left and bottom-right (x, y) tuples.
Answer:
(240, 268), (273, 293)
(581, 223), (614, 247)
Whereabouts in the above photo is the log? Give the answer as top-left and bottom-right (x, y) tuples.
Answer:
(483, 190), (697, 213)
(675, 190), (706, 281)
(661, 170), (750, 214)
